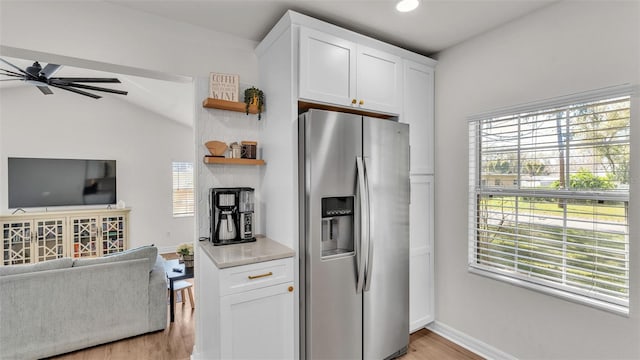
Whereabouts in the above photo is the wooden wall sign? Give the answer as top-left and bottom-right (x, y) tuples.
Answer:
(209, 73), (239, 101)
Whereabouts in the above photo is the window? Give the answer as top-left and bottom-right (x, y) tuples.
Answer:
(468, 86), (631, 314)
(172, 162), (194, 217)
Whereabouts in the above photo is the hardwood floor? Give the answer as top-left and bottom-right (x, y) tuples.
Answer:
(402, 329), (484, 360)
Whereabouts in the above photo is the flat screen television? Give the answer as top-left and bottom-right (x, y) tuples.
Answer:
(8, 157), (117, 209)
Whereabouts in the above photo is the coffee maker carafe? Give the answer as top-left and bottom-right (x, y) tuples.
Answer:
(215, 191), (237, 241)
(210, 187), (256, 246)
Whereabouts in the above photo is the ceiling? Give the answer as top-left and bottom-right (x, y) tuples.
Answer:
(0, 56), (193, 127)
(1, 0), (558, 127)
(107, 0), (558, 56)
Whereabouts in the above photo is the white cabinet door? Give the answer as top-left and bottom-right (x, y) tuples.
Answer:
(356, 45), (402, 114)
(299, 27), (356, 107)
(409, 175), (434, 332)
(299, 27), (402, 115)
(1, 220), (34, 265)
(220, 282), (295, 360)
(402, 60), (434, 175)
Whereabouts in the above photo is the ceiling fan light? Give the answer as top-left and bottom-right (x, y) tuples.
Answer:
(396, 0), (419, 12)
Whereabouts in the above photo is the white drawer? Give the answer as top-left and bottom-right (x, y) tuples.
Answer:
(219, 257), (293, 296)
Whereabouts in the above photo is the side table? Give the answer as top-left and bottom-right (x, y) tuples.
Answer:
(164, 258), (194, 322)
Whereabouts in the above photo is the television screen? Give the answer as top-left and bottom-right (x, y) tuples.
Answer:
(8, 157), (117, 208)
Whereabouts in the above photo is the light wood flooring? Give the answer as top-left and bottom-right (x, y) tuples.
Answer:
(402, 329), (484, 360)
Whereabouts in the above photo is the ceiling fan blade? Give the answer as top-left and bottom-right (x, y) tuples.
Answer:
(51, 77), (121, 83)
(48, 83), (102, 99)
(0, 78), (21, 81)
(0, 68), (26, 77)
(52, 81), (128, 96)
(0, 58), (29, 76)
(40, 64), (61, 79)
(37, 86), (53, 95)
(0, 73), (23, 79)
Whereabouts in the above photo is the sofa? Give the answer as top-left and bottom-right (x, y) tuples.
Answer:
(0, 246), (167, 359)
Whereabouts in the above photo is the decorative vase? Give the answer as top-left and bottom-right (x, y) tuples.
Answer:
(181, 254), (194, 268)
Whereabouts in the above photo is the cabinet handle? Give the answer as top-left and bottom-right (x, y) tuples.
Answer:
(359, 99), (364, 106)
(288, 286), (294, 292)
(248, 271), (273, 280)
(351, 99), (357, 104)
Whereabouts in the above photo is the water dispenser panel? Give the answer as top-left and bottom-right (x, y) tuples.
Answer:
(321, 196), (354, 259)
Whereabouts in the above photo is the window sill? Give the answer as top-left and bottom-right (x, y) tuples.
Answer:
(173, 214), (194, 218)
(468, 266), (629, 317)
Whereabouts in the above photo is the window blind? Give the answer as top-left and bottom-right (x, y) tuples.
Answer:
(172, 162), (194, 216)
(469, 89), (631, 312)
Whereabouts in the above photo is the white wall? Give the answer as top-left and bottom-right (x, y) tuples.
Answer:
(0, 85), (194, 251)
(433, 1), (640, 358)
(0, 1), (260, 253)
(194, 78), (263, 242)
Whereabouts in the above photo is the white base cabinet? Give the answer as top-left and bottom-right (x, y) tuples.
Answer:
(220, 284), (294, 359)
(194, 250), (295, 360)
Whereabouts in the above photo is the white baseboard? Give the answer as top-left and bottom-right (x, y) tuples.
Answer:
(157, 245), (177, 255)
(426, 321), (517, 360)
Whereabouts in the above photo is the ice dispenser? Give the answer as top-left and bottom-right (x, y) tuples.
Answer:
(321, 196), (354, 258)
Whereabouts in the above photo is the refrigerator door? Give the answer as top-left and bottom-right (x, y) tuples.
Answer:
(301, 109), (363, 360)
(362, 118), (410, 359)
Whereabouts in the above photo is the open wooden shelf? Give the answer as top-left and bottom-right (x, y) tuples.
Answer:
(203, 156), (265, 166)
(202, 98), (258, 114)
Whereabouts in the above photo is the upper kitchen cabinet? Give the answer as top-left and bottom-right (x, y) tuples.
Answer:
(299, 27), (402, 115)
(299, 28), (356, 108)
(402, 59), (435, 175)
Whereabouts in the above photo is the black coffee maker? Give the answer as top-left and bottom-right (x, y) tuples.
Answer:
(210, 187), (256, 245)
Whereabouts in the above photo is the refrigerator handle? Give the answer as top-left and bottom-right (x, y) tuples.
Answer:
(356, 156), (369, 294)
(362, 157), (373, 291)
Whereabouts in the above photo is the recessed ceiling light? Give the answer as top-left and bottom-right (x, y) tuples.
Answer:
(396, 0), (419, 12)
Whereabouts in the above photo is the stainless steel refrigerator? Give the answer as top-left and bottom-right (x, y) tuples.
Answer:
(298, 109), (410, 360)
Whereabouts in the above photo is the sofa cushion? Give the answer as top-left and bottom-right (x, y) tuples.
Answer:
(72, 245), (158, 271)
(0, 257), (73, 276)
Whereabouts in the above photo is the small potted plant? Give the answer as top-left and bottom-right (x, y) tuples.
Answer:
(244, 86), (265, 120)
(176, 242), (194, 268)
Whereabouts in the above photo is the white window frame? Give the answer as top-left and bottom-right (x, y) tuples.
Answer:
(468, 85), (633, 315)
(172, 161), (194, 217)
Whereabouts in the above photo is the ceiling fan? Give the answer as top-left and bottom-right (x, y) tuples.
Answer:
(0, 58), (128, 99)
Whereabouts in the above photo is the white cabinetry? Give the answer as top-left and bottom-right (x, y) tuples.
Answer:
(195, 250), (295, 360)
(220, 283), (294, 359)
(402, 58), (436, 332)
(256, 10), (437, 347)
(0, 209), (130, 265)
(409, 175), (434, 331)
(299, 27), (402, 114)
(402, 60), (435, 174)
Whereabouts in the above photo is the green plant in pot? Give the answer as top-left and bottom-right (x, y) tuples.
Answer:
(176, 242), (194, 267)
(244, 86), (265, 120)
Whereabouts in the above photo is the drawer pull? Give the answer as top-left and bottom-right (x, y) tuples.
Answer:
(248, 271), (273, 280)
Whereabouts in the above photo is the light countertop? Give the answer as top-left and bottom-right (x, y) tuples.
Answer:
(198, 235), (295, 269)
